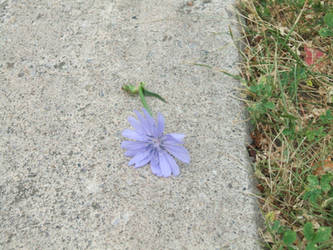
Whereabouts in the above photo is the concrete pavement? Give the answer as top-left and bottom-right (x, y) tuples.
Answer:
(0, 0), (261, 249)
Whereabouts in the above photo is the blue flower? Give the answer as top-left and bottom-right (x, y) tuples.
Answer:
(121, 109), (190, 177)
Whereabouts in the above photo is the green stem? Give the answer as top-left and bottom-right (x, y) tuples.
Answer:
(138, 83), (152, 115)
(122, 82), (166, 115)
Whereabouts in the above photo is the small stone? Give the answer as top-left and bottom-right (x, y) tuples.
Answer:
(92, 202), (101, 210)
(7, 62), (14, 69)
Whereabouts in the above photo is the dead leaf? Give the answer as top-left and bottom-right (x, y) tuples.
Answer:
(257, 184), (265, 193)
(314, 156), (333, 176)
(262, 231), (274, 243)
(247, 145), (257, 159)
(304, 45), (326, 72)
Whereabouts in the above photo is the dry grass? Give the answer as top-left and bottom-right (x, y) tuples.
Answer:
(236, 0), (333, 248)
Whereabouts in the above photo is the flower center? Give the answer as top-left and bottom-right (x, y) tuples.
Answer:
(151, 137), (162, 149)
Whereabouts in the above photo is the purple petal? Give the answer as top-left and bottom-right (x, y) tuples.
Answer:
(162, 134), (185, 145)
(162, 151), (180, 176)
(125, 145), (153, 157)
(169, 133), (185, 142)
(156, 113), (165, 137)
(125, 150), (137, 157)
(121, 141), (147, 151)
(158, 150), (172, 177)
(122, 129), (148, 141)
(128, 149), (152, 168)
(124, 145), (149, 157)
(142, 108), (154, 125)
(164, 144), (190, 164)
(128, 116), (144, 134)
(150, 151), (162, 177)
(134, 110), (153, 136)
(142, 108), (158, 137)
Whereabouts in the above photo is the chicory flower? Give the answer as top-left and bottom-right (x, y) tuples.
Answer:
(121, 109), (190, 177)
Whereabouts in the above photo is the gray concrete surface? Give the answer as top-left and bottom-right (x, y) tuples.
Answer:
(0, 0), (261, 249)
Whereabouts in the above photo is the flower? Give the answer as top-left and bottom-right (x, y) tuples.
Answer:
(121, 108), (190, 177)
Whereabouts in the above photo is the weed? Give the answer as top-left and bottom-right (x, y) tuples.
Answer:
(236, 0), (333, 248)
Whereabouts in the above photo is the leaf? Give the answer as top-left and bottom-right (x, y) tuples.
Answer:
(304, 176), (322, 204)
(296, 0), (305, 7)
(265, 211), (275, 223)
(323, 12), (333, 28)
(272, 220), (280, 232)
(283, 230), (297, 245)
(319, 28), (333, 37)
(304, 46), (325, 66)
(319, 110), (333, 124)
(320, 174), (333, 192)
(305, 242), (317, 250)
(310, 190), (322, 204)
(306, 80), (313, 87)
(303, 222), (314, 241)
(142, 88), (167, 103)
(264, 101), (275, 110)
(313, 227), (331, 244)
(307, 175), (319, 187)
(278, 224), (287, 234)
(295, 66), (307, 80)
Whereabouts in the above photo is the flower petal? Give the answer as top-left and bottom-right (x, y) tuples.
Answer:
(121, 141), (147, 151)
(122, 129), (148, 141)
(134, 110), (153, 136)
(162, 151), (180, 176)
(169, 133), (185, 142)
(134, 153), (152, 168)
(128, 116), (144, 134)
(158, 150), (172, 177)
(164, 144), (190, 164)
(125, 150), (137, 157)
(143, 108), (158, 137)
(162, 134), (185, 145)
(156, 113), (165, 137)
(124, 145), (148, 157)
(150, 151), (162, 177)
(142, 108), (155, 125)
(128, 148), (152, 168)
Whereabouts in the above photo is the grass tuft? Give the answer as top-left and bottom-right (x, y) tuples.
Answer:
(236, 0), (333, 248)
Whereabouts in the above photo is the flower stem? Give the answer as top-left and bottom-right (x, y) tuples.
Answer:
(138, 82), (152, 115)
(122, 82), (166, 115)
